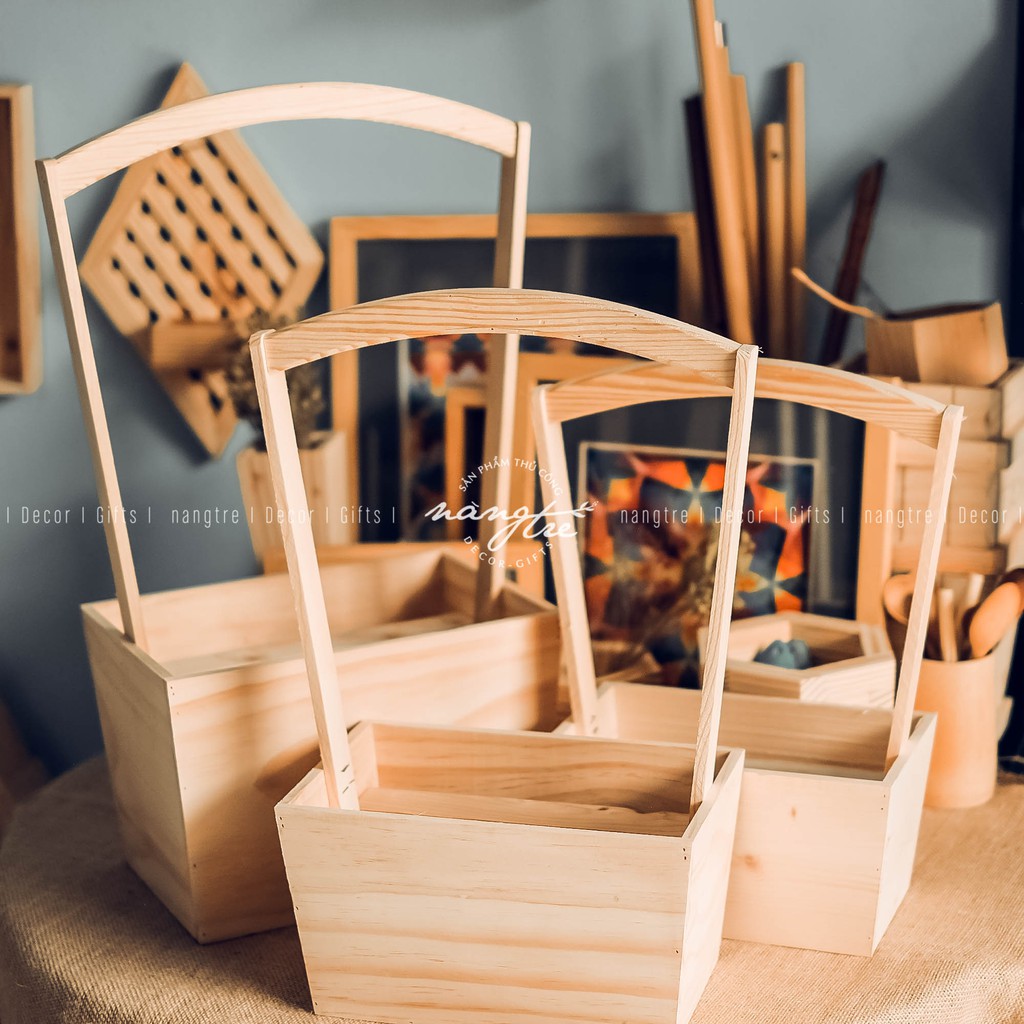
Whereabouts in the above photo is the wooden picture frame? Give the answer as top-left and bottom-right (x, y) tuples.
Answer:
(0, 84), (41, 394)
(329, 212), (702, 537)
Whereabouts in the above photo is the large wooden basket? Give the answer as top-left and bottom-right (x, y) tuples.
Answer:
(534, 357), (963, 956)
(38, 83), (545, 943)
(263, 290), (759, 1024)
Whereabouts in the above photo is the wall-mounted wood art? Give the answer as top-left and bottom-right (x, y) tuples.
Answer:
(79, 64), (324, 455)
(330, 211), (702, 538)
(0, 84), (41, 394)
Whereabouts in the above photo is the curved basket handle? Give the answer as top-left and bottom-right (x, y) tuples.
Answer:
(531, 344), (758, 813)
(37, 84), (529, 647)
(252, 289), (749, 809)
(537, 356), (963, 769)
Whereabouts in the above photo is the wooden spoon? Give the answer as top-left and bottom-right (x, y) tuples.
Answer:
(882, 573), (915, 626)
(968, 581), (1024, 659)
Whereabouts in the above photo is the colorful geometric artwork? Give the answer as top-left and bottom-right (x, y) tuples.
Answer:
(580, 442), (816, 687)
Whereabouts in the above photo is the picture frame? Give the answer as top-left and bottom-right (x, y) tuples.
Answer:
(577, 439), (820, 686)
(329, 212), (702, 538)
(0, 84), (41, 395)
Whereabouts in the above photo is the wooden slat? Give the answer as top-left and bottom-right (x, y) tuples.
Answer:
(266, 288), (741, 374)
(762, 123), (787, 357)
(785, 63), (807, 359)
(690, 1), (754, 344)
(53, 82), (520, 197)
(730, 74), (759, 318)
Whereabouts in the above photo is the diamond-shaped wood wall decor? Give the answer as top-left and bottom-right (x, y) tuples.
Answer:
(80, 63), (324, 456)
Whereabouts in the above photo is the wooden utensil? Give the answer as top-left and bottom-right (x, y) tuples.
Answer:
(936, 588), (959, 663)
(882, 573), (915, 626)
(967, 581), (1024, 659)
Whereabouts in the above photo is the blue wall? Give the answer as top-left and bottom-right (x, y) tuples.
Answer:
(0, 0), (1015, 769)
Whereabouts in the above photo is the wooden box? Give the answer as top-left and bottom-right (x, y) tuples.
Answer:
(39, 83), (535, 942)
(535, 357), (962, 955)
(700, 611), (895, 708)
(859, 361), (1024, 587)
(259, 290), (758, 1023)
(278, 724), (744, 1024)
(83, 549), (560, 941)
(237, 430), (354, 562)
(865, 301), (1007, 387)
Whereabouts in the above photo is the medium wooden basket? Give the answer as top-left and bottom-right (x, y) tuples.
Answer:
(264, 290), (758, 1024)
(534, 357), (963, 956)
(38, 83), (547, 943)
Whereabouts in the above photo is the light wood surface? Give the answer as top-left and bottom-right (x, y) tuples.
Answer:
(690, 0), (754, 345)
(261, 539), (547, 598)
(784, 63), (807, 360)
(730, 74), (759, 318)
(0, 84), (41, 394)
(265, 287), (741, 373)
(762, 122), (787, 358)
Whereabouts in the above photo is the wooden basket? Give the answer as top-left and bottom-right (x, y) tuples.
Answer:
(38, 84), (543, 943)
(535, 357), (962, 955)
(262, 290), (758, 1024)
(699, 611), (896, 708)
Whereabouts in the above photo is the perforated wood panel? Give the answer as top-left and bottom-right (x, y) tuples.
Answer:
(80, 63), (323, 455)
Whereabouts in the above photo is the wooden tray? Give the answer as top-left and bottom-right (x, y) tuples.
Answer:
(262, 289), (757, 1024)
(39, 82), (534, 943)
(535, 357), (962, 955)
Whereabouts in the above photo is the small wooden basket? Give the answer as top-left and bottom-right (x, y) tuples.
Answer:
(535, 357), (962, 955)
(38, 83), (538, 942)
(699, 611), (896, 708)
(263, 290), (758, 1024)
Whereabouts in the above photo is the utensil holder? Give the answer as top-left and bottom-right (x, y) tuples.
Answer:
(915, 655), (998, 809)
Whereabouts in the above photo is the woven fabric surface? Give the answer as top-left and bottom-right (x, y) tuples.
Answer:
(1, 758), (1022, 1024)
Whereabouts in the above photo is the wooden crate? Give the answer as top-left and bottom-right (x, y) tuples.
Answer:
(260, 290), (757, 1023)
(83, 550), (560, 941)
(858, 362), (1024, 666)
(39, 83), (535, 942)
(535, 357), (962, 955)
(700, 611), (895, 708)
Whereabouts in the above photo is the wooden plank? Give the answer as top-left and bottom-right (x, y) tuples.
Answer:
(785, 63), (807, 359)
(690, 1), (754, 344)
(684, 95), (724, 331)
(730, 75), (759, 319)
(762, 123), (787, 357)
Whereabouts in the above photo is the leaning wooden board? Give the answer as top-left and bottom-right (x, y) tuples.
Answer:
(79, 63), (324, 456)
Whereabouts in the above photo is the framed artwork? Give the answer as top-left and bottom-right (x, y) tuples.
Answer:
(329, 212), (701, 540)
(579, 440), (819, 687)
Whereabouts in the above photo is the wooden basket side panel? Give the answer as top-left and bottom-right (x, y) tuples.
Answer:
(677, 752), (744, 1022)
(723, 769), (888, 955)
(278, 803), (687, 1024)
(81, 609), (195, 935)
(872, 714), (936, 948)
(168, 665), (316, 942)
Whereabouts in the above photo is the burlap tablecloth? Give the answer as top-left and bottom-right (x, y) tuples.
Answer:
(1, 758), (1022, 1023)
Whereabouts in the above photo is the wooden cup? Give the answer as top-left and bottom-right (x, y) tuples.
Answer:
(914, 656), (998, 809)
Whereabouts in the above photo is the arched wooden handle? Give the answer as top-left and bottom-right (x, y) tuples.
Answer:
(791, 267), (877, 320)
